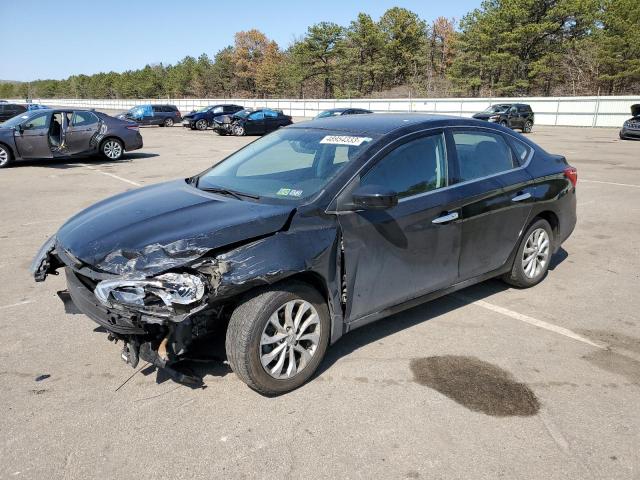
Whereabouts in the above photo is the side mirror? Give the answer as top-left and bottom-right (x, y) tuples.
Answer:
(352, 184), (398, 210)
(15, 124), (24, 133)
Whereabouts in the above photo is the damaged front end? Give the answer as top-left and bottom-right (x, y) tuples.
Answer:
(31, 237), (235, 386)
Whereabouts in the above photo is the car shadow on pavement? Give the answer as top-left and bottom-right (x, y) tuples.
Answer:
(11, 152), (159, 169)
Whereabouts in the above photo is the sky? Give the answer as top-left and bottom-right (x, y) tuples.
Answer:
(0, 0), (480, 82)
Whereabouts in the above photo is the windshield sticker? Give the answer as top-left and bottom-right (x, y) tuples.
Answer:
(276, 188), (303, 197)
(320, 135), (372, 146)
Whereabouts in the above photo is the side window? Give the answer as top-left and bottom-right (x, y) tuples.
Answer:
(22, 113), (48, 130)
(361, 133), (448, 199)
(72, 111), (98, 127)
(509, 137), (532, 165)
(509, 106), (518, 114)
(249, 111), (265, 120)
(213, 106), (223, 114)
(452, 130), (516, 182)
(264, 110), (278, 118)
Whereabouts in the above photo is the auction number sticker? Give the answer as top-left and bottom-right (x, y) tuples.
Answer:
(320, 135), (372, 146)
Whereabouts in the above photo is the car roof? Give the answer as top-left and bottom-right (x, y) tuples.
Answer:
(291, 113), (469, 135)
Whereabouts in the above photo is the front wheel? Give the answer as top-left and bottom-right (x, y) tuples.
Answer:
(101, 139), (124, 160)
(163, 118), (174, 127)
(502, 218), (553, 288)
(232, 124), (245, 136)
(225, 282), (330, 395)
(523, 120), (533, 133)
(500, 120), (509, 128)
(195, 119), (208, 130)
(0, 144), (13, 168)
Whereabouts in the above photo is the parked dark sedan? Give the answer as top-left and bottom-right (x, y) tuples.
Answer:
(116, 104), (182, 127)
(619, 104), (640, 140)
(473, 103), (535, 133)
(0, 109), (143, 168)
(182, 104), (244, 130)
(0, 103), (27, 122)
(212, 108), (292, 136)
(32, 114), (576, 394)
(315, 107), (373, 119)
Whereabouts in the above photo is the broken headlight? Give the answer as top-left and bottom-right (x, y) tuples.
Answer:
(94, 273), (205, 310)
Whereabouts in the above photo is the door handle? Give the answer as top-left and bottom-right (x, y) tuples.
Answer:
(511, 192), (532, 202)
(432, 212), (459, 224)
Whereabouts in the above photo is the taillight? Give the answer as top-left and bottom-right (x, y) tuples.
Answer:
(564, 166), (578, 187)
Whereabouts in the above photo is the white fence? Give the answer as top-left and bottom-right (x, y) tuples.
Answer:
(12, 96), (639, 128)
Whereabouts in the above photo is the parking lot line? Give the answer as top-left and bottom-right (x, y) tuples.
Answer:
(78, 163), (142, 187)
(454, 294), (605, 349)
(581, 179), (640, 189)
(0, 300), (34, 310)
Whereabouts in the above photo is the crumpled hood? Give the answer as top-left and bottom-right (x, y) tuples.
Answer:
(55, 179), (294, 276)
(472, 113), (493, 120)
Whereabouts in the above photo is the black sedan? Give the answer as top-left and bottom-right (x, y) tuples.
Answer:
(212, 108), (292, 136)
(0, 109), (143, 168)
(619, 104), (640, 140)
(32, 114), (576, 394)
(473, 103), (535, 133)
(314, 107), (373, 119)
(182, 104), (244, 130)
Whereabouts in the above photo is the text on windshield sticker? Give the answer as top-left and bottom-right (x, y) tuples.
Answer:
(320, 135), (372, 146)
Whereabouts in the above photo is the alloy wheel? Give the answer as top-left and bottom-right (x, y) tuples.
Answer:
(232, 124), (245, 136)
(524, 121), (533, 133)
(196, 119), (207, 130)
(0, 147), (8, 167)
(103, 140), (122, 160)
(522, 228), (550, 278)
(260, 300), (321, 379)
(165, 118), (174, 127)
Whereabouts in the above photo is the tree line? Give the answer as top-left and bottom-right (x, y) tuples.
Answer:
(1, 0), (638, 100)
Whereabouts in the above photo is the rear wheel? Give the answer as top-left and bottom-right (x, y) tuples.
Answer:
(0, 144), (13, 169)
(523, 120), (533, 133)
(195, 119), (208, 131)
(101, 138), (124, 160)
(502, 218), (553, 288)
(163, 117), (174, 127)
(225, 282), (330, 395)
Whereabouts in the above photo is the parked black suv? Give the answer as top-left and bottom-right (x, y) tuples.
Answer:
(473, 103), (534, 133)
(619, 104), (640, 140)
(0, 103), (28, 122)
(116, 104), (182, 127)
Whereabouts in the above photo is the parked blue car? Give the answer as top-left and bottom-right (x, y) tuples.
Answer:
(182, 104), (244, 130)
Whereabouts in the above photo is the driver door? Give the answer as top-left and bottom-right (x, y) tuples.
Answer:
(13, 112), (53, 159)
(507, 106), (521, 128)
(246, 111), (265, 134)
(336, 131), (461, 323)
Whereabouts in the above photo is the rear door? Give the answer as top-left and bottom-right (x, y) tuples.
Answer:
(449, 127), (535, 280)
(66, 111), (101, 155)
(13, 111), (53, 159)
(337, 130), (461, 322)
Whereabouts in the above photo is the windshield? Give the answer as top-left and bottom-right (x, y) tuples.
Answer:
(196, 106), (212, 113)
(197, 129), (376, 201)
(316, 110), (343, 119)
(234, 110), (251, 119)
(482, 104), (510, 113)
(1, 111), (38, 128)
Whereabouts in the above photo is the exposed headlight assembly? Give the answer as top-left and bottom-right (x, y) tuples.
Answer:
(94, 273), (206, 311)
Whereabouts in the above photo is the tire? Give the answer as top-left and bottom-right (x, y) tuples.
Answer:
(195, 119), (208, 131)
(232, 124), (245, 136)
(502, 218), (553, 288)
(163, 117), (174, 127)
(523, 120), (533, 133)
(101, 138), (124, 160)
(500, 120), (509, 128)
(225, 282), (330, 395)
(0, 144), (13, 169)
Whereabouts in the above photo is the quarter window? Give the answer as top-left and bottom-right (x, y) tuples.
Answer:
(452, 131), (516, 182)
(362, 133), (447, 199)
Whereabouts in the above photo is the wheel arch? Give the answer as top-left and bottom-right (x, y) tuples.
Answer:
(99, 135), (124, 151)
(533, 210), (559, 242)
(0, 140), (17, 160)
